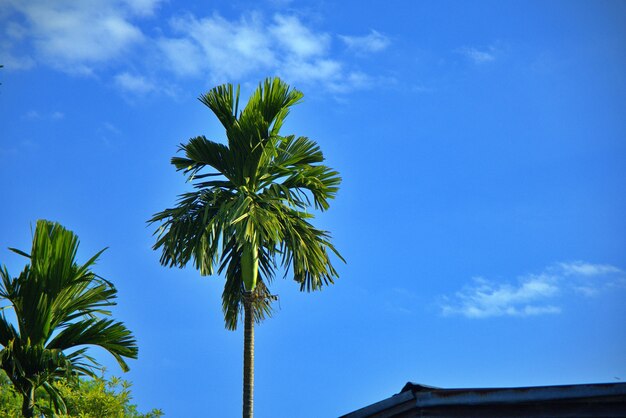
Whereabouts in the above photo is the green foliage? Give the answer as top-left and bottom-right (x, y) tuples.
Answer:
(0, 220), (138, 415)
(150, 77), (344, 330)
(0, 369), (22, 416)
(0, 370), (163, 417)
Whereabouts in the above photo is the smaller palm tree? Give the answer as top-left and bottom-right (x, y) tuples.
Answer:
(0, 220), (138, 417)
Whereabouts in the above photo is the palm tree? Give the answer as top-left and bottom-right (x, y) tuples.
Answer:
(0, 220), (138, 417)
(150, 77), (343, 418)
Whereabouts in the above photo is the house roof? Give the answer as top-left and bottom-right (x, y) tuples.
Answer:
(340, 381), (626, 418)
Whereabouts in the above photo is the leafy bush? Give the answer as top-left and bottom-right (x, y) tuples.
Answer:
(0, 370), (163, 417)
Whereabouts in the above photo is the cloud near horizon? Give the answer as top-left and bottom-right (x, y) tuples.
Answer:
(441, 261), (625, 318)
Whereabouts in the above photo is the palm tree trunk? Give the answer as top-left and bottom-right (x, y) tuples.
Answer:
(243, 293), (254, 418)
(21, 384), (35, 418)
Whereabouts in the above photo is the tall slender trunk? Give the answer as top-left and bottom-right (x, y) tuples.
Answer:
(21, 383), (35, 418)
(243, 293), (254, 418)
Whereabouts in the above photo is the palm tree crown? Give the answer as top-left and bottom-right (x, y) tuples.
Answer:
(0, 220), (138, 416)
(150, 77), (344, 329)
(150, 77), (344, 418)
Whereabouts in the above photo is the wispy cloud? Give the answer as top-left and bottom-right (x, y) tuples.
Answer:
(103, 122), (122, 136)
(0, 41), (36, 70)
(281, 58), (343, 86)
(457, 46), (497, 64)
(270, 15), (330, 58)
(115, 72), (156, 94)
(23, 110), (40, 120)
(124, 0), (163, 17)
(158, 13), (378, 92)
(266, 0), (294, 7)
(340, 30), (390, 54)
(442, 274), (561, 318)
(157, 37), (204, 77)
(442, 262), (624, 318)
(1, 21), (36, 70)
(384, 287), (418, 315)
(97, 121), (124, 147)
(556, 261), (622, 277)
(22, 110), (64, 120)
(2, 2), (387, 94)
(1, 0), (148, 74)
(160, 12), (277, 80)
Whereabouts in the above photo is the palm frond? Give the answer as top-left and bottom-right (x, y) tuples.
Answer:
(47, 318), (137, 372)
(0, 220), (138, 414)
(41, 380), (68, 414)
(172, 136), (238, 184)
(276, 207), (344, 291)
(198, 83), (240, 130)
(150, 77), (343, 331)
(149, 188), (236, 276)
(243, 78), (303, 136)
(0, 314), (19, 348)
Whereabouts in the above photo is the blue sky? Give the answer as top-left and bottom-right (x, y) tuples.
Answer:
(1, 0), (625, 416)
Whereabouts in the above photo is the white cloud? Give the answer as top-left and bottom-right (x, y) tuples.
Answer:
(157, 38), (204, 77)
(160, 13), (277, 81)
(2, 3), (387, 94)
(5, 22), (28, 40)
(0, 39), (36, 70)
(280, 58), (342, 84)
(267, 0), (294, 7)
(123, 0), (162, 16)
(458, 46), (496, 64)
(270, 14), (330, 58)
(326, 71), (381, 93)
(98, 122), (124, 147)
(23, 110), (40, 120)
(115, 72), (155, 94)
(442, 261), (624, 319)
(158, 12), (377, 92)
(22, 110), (64, 120)
(442, 275), (560, 318)
(103, 122), (122, 135)
(556, 261), (622, 277)
(573, 286), (599, 297)
(2, 0), (145, 73)
(0, 21), (35, 70)
(336, 71), (370, 90)
(340, 30), (390, 54)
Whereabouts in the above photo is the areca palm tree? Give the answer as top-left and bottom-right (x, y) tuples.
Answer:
(150, 77), (343, 418)
(0, 220), (138, 417)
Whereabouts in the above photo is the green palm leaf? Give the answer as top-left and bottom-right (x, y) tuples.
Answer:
(151, 76), (344, 324)
(0, 220), (138, 417)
